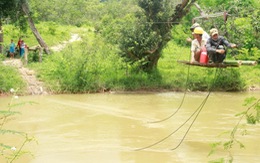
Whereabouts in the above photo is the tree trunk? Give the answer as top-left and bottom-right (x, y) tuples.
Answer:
(21, 0), (50, 54)
(0, 21), (3, 54)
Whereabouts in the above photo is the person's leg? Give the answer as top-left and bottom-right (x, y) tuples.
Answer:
(194, 50), (201, 62)
(215, 53), (226, 63)
(20, 48), (25, 58)
(207, 51), (217, 63)
(19, 48), (22, 57)
(10, 52), (14, 59)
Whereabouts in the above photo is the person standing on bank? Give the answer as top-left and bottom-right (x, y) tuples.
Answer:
(9, 39), (16, 59)
(20, 40), (25, 58)
(190, 27), (207, 63)
(17, 37), (22, 56)
(206, 28), (237, 63)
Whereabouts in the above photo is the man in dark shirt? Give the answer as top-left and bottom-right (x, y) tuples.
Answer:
(206, 28), (236, 63)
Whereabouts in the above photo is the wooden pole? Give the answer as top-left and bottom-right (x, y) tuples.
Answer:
(224, 60), (257, 66)
(240, 60), (257, 66)
(24, 47), (29, 65)
(177, 60), (240, 68)
(39, 47), (42, 63)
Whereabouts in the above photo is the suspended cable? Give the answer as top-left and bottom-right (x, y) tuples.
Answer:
(135, 67), (221, 151)
(146, 21), (180, 24)
(148, 44), (193, 123)
(170, 67), (222, 150)
(148, 64), (191, 123)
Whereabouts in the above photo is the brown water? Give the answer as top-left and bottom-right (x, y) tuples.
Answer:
(1, 92), (260, 163)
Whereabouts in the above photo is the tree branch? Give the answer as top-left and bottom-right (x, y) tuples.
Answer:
(193, 2), (206, 17)
(170, 0), (196, 24)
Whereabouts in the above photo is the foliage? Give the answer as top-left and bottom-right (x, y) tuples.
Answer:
(117, 0), (193, 71)
(0, 0), (28, 32)
(1, 0), (259, 94)
(213, 69), (246, 91)
(0, 89), (36, 162)
(0, 63), (26, 94)
(3, 22), (70, 48)
(29, 32), (127, 93)
(208, 97), (260, 163)
(0, 0), (23, 19)
(235, 47), (260, 61)
(194, 0), (260, 61)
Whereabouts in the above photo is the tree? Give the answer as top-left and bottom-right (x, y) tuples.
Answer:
(196, 0), (260, 61)
(0, 0), (50, 54)
(20, 0), (50, 54)
(0, 0), (18, 54)
(118, 0), (196, 71)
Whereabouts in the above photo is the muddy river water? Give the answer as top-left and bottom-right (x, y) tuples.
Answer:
(1, 91), (260, 163)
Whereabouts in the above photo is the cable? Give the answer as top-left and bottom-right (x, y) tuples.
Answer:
(170, 66), (221, 150)
(149, 44), (193, 123)
(148, 65), (190, 123)
(135, 95), (206, 151)
(135, 67), (221, 151)
(171, 90), (211, 150)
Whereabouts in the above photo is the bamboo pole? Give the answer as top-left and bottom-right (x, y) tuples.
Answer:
(224, 60), (257, 66)
(177, 60), (240, 68)
(240, 60), (257, 66)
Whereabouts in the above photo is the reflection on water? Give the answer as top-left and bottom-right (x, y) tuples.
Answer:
(1, 92), (260, 163)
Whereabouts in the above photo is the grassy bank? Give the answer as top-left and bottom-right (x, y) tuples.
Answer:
(0, 61), (26, 95)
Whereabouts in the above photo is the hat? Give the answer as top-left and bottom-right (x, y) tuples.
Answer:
(210, 28), (218, 36)
(190, 23), (200, 30)
(193, 27), (204, 34)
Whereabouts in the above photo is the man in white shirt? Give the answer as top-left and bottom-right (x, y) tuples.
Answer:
(190, 27), (207, 63)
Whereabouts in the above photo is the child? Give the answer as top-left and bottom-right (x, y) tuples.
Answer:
(9, 39), (16, 59)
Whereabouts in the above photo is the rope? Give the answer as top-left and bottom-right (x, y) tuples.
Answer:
(148, 44), (192, 123)
(135, 67), (221, 151)
(148, 65), (190, 123)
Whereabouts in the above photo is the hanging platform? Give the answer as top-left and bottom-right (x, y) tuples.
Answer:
(177, 60), (257, 68)
(177, 60), (239, 68)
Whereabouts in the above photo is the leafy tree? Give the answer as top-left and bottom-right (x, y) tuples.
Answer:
(0, 0), (19, 53)
(21, 0), (50, 54)
(195, 0), (260, 60)
(118, 0), (196, 72)
(0, 0), (50, 54)
(29, 0), (101, 26)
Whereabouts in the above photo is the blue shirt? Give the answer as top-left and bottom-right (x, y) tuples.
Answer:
(9, 42), (16, 53)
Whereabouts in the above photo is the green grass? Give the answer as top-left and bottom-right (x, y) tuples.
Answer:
(0, 63), (26, 94)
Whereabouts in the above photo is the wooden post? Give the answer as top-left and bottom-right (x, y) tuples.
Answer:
(24, 47), (29, 65)
(39, 47), (42, 63)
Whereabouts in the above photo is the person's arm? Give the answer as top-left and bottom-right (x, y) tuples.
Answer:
(190, 41), (196, 63)
(221, 36), (237, 48)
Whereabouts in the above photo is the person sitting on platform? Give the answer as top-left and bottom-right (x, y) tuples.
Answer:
(190, 27), (207, 63)
(206, 28), (237, 63)
(187, 23), (210, 42)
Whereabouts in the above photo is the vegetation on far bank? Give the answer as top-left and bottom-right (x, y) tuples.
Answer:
(0, 0), (260, 95)
(1, 23), (259, 95)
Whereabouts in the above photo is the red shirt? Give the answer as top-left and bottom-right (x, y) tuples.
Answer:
(17, 40), (22, 47)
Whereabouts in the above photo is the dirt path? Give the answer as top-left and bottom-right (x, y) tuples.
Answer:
(2, 34), (81, 95)
(50, 34), (81, 52)
(3, 59), (47, 95)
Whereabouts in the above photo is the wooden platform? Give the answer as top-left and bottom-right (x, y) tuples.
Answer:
(177, 60), (240, 68)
